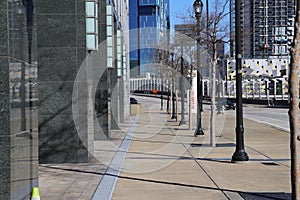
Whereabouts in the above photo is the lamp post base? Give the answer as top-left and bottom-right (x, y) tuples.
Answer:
(194, 127), (204, 136)
(231, 151), (249, 162)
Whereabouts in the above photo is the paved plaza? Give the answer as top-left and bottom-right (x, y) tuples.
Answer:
(39, 96), (291, 200)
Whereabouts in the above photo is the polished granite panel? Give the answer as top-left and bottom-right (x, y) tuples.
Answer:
(39, 114), (80, 150)
(0, 137), (10, 200)
(38, 82), (74, 115)
(35, 0), (76, 14)
(0, 1), (10, 199)
(76, 14), (86, 48)
(76, 0), (86, 14)
(0, 1), (38, 199)
(37, 0), (91, 163)
(0, 1), (7, 56)
(37, 14), (76, 47)
(77, 47), (88, 69)
(39, 113), (88, 163)
(39, 148), (88, 163)
(39, 81), (88, 116)
(36, 0), (112, 163)
(38, 47), (78, 81)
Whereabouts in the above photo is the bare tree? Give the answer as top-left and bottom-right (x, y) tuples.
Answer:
(174, 0), (230, 145)
(289, 1), (300, 198)
(205, 0), (230, 146)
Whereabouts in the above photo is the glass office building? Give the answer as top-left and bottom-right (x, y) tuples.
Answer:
(230, 0), (296, 59)
(129, 0), (170, 77)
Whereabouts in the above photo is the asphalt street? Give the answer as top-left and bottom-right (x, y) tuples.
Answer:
(133, 95), (291, 133)
(224, 106), (289, 132)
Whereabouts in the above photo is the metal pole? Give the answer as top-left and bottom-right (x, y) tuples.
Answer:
(194, 10), (204, 136)
(171, 54), (176, 119)
(172, 88), (176, 119)
(231, 0), (249, 162)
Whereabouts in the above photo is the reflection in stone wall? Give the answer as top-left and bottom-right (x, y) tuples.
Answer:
(0, 0), (38, 199)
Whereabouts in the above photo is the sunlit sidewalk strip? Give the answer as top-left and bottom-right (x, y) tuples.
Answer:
(92, 116), (139, 200)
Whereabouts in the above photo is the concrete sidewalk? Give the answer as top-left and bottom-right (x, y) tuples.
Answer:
(111, 98), (291, 200)
(38, 96), (291, 199)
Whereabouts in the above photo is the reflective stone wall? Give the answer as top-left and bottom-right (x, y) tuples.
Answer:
(36, 0), (90, 163)
(0, 0), (38, 199)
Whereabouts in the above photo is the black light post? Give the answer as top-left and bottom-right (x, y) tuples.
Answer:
(193, 0), (204, 136)
(171, 53), (176, 119)
(231, 0), (249, 162)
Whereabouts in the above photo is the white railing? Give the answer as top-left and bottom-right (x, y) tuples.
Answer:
(130, 77), (289, 101)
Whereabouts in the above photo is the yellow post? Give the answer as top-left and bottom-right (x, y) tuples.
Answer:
(31, 187), (40, 200)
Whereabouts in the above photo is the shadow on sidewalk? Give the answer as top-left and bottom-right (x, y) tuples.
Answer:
(191, 143), (235, 148)
(239, 192), (291, 200)
(42, 165), (291, 199)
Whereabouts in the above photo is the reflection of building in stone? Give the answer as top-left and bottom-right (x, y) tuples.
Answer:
(0, 0), (38, 199)
(10, 62), (38, 102)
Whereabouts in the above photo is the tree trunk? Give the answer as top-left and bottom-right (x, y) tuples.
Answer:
(289, 3), (300, 199)
(210, 43), (217, 147)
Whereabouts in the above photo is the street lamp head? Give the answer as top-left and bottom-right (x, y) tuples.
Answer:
(193, 0), (203, 16)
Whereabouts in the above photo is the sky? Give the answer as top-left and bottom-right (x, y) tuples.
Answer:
(170, 0), (208, 28)
(170, 0), (229, 28)
(170, 0), (230, 52)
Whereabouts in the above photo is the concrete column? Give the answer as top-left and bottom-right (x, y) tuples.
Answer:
(37, 0), (100, 162)
(119, 78), (125, 123)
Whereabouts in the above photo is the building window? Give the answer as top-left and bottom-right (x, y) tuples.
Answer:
(86, 0), (98, 51)
(107, 4), (114, 68)
(117, 29), (122, 77)
(123, 43), (127, 80)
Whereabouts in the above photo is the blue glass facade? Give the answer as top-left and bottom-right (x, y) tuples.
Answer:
(129, 0), (170, 77)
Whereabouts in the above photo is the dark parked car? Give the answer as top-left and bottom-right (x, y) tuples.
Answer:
(130, 97), (138, 104)
(217, 99), (236, 110)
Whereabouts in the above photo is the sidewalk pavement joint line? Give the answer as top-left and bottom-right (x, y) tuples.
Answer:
(221, 135), (291, 169)
(92, 116), (139, 200)
(166, 124), (233, 200)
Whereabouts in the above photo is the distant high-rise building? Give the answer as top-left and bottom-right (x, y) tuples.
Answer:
(230, 0), (296, 59)
(129, 0), (170, 77)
